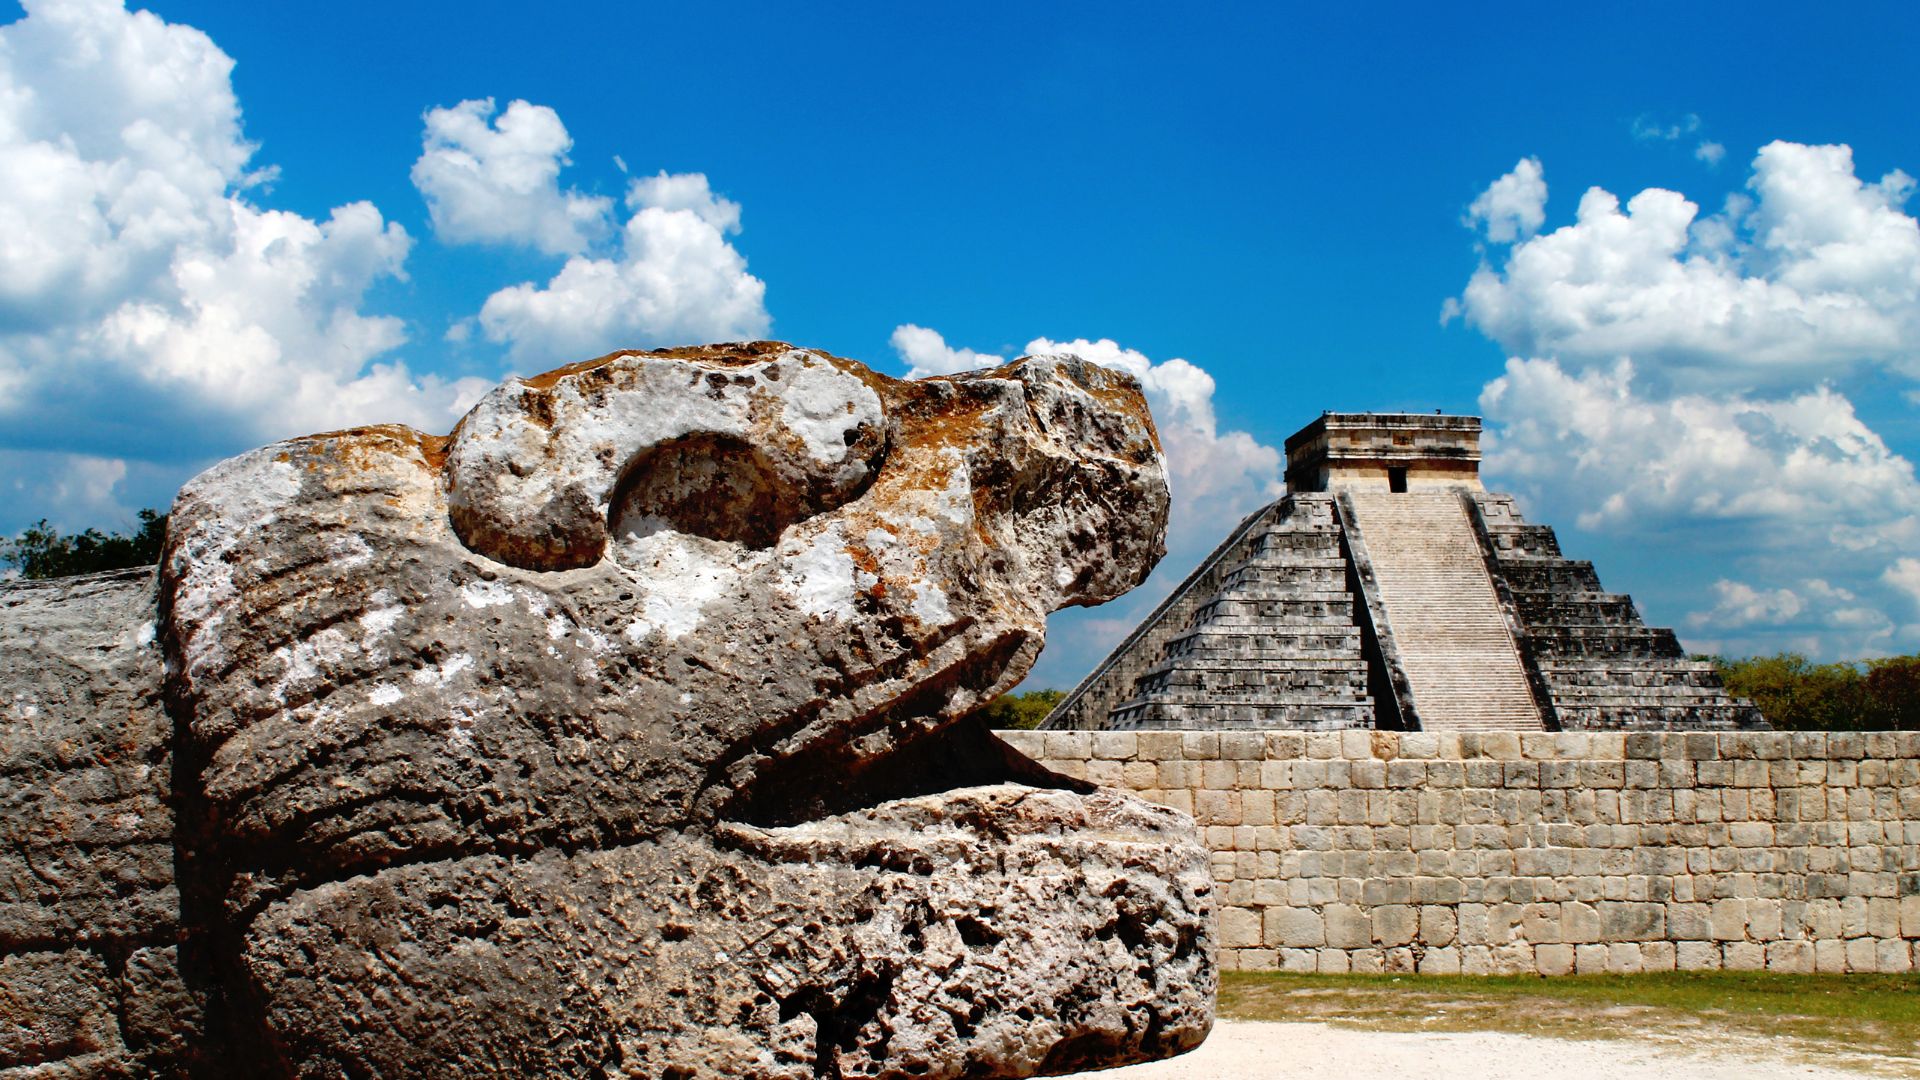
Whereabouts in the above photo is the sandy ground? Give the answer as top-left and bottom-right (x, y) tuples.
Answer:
(1076, 1019), (1883, 1079)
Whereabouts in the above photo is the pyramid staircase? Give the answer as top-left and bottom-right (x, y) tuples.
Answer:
(1085, 495), (1376, 731)
(1341, 491), (1543, 731)
(1470, 494), (1764, 731)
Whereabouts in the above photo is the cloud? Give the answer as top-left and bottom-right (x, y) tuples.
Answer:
(411, 98), (613, 256)
(1695, 141), (1726, 167)
(0, 0), (490, 532)
(1481, 357), (1920, 534)
(1687, 577), (1891, 644)
(476, 170), (770, 366)
(1460, 144), (1920, 658)
(1631, 113), (1702, 143)
(1478, 355), (1920, 657)
(1465, 157), (1546, 244)
(1887, 558), (1920, 611)
(0, 450), (130, 531)
(1457, 141), (1920, 391)
(890, 324), (1006, 378)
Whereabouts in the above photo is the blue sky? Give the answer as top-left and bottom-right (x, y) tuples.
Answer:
(5, 0), (1920, 686)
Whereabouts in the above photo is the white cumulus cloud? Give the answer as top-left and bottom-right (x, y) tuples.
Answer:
(477, 170), (770, 366)
(1459, 143), (1920, 658)
(0, 0), (490, 532)
(411, 98), (612, 256)
(1457, 141), (1920, 391)
(890, 324), (1005, 378)
(1465, 157), (1547, 244)
(1478, 357), (1920, 657)
(1887, 558), (1920, 612)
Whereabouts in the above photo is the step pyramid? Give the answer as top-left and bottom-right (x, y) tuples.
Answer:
(1044, 413), (1764, 733)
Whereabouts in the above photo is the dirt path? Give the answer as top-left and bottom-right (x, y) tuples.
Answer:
(1084, 1019), (1888, 1079)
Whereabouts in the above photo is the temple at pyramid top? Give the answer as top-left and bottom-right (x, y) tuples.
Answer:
(1043, 412), (1765, 733)
(1284, 411), (1484, 493)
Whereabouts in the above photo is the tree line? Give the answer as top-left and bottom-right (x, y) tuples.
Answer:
(1, 510), (167, 580)
(1708, 652), (1920, 732)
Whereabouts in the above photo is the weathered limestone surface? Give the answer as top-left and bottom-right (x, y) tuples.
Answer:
(1, 342), (1213, 1078)
(1003, 728), (1920, 977)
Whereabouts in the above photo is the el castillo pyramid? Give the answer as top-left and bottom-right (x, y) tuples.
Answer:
(1044, 412), (1765, 732)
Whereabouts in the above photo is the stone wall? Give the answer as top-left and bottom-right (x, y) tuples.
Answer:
(995, 728), (1920, 975)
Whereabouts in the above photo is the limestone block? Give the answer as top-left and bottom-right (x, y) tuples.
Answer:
(1419, 905), (1457, 947)
(1598, 902), (1664, 941)
(1278, 949), (1317, 974)
(1605, 942), (1644, 973)
(1266, 907), (1325, 949)
(1259, 761), (1295, 789)
(1675, 941), (1722, 970)
(1573, 943), (1610, 974)
(1137, 732), (1184, 762)
(1240, 789), (1277, 826)
(1046, 731), (1094, 761)
(1350, 760), (1386, 789)
(1709, 899), (1749, 941)
(994, 731), (1046, 759)
(1399, 733), (1440, 759)
(1878, 940), (1914, 973)
(1868, 897), (1902, 938)
(1845, 937), (1877, 971)
(1093, 731), (1137, 761)
(1765, 941), (1815, 973)
(1219, 732), (1265, 761)
(1194, 790), (1241, 827)
(1181, 732), (1219, 760)
(1814, 939), (1849, 973)
(1325, 904), (1371, 949)
(1371, 905), (1418, 948)
(1640, 940), (1677, 971)
(1263, 732), (1305, 760)
(1219, 906), (1264, 948)
(1317, 949), (1352, 974)
(1241, 949), (1280, 971)
(1560, 901), (1602, 944)
(1535, 944), (1575, 976)
(1387, 761), (1427, 788)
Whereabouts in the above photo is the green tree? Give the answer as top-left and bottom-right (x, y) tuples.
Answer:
(1865, 656), (1920, 731)
(1, 510), (168, 580)
(1710, 651), (1919, 731)
(975, 689), (1064, 730)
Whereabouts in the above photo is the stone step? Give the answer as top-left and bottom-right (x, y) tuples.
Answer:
(1344, 491), (1543, 733)
(1110, 700), (1375, 730)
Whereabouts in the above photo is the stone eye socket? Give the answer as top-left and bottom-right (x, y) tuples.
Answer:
(608, 432), (808, 550)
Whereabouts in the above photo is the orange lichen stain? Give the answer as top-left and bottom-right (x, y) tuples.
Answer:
(847, 543), (887, 599)
(517, 349), (644, 391)
(291, 425), (449, 474)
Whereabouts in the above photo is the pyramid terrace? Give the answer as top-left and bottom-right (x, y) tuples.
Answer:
(1044, 412), (1764, 733)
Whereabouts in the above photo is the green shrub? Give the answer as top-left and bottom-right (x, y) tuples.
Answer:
(1709, 651), (1920, 731)
(974, 689), (1064, 730)
(1, 510), (167, 580)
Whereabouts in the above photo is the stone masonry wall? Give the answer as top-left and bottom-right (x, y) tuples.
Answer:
(995, 728), (1920, 976)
